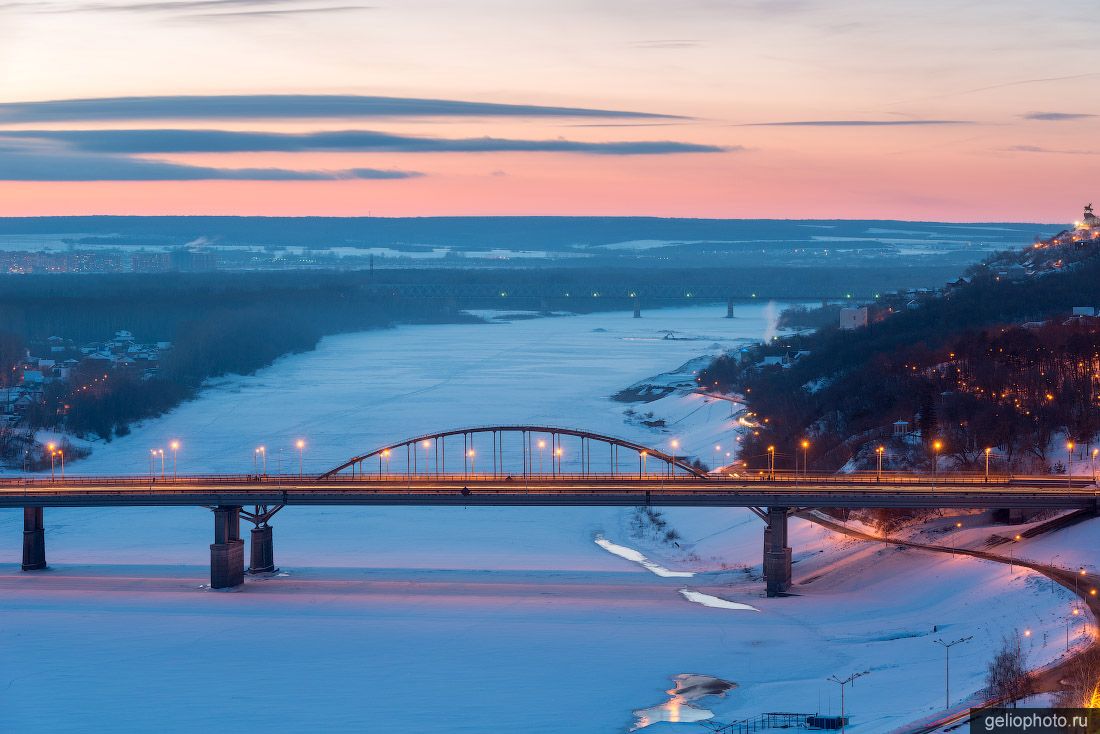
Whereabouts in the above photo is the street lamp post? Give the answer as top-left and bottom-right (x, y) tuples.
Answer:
(422, 440), (432, 476)
(934, 636), (972, 710)
(875, 446), (884, 481)
(1067, 441), (1076, 487)
(932, 440), (943, 487)
(47, 442), (56, 481)
(827, 670), (869, 734)
(640, 450), (647, 478)
(801, 439), (810, 476)
(1069, 606), (1082, 651)
(467, 449), (476, 476)
(984, 447), (991, 482)
(554, 447), (562, 475)
(767, 445), (775, 480)
(296, 439), (306, 478)
(537, 439), (545, 476)
(170, 440), (179, 478)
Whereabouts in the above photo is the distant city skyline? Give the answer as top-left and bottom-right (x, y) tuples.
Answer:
(0, 0), (1097, 221)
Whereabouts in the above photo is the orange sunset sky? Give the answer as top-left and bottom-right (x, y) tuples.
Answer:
(0, 0), (1097, 221)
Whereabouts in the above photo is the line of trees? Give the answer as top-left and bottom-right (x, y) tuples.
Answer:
(0, 271), (475, 442)
(698, 255), (1100, 473)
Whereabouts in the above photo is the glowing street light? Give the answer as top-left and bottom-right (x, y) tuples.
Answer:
(801, 439), (810, 476)
(296, 439), (305, 478)
(1067, 440), (1076, 487)
(984, 447), (992, 482)
(537, 439), (546, 475)
(422, 439), (432, 476)
(554, 446), (563, 475)
(169, 440), (180, 478)
(467, 449), (476, 476)
(875, 445), (885, 481)
(767, 445), (775, 480)
(932, 440), (943, 483)
(46, 442), (57, 481)
(640, 450), (648, 478)
(1069, 606), (1083, 651)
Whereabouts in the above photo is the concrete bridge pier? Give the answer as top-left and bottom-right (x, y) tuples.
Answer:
(210, 505), (244, 589)
(22, 507), (46, 571)
(248, 524), (277, 574)
(763, 506), (792, 597)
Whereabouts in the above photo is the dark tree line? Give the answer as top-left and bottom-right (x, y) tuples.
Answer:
(0, 271), (476, 441)
(698, 257), (1100, 473)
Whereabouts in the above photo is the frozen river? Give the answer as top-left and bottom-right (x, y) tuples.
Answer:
(0, 306), (1078, 733)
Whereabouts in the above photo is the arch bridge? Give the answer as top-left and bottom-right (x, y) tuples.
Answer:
(321, 425), (708, 480)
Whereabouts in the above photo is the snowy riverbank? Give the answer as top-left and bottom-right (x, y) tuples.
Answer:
(0, 305), (1080, 733)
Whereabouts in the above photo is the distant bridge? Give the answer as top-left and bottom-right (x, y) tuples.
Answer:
(7, 424), (1097, 596)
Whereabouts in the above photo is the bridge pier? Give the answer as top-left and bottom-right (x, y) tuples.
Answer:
(22, 507), (46, 571)
(248, 524), (277, 574)
(633, 297), (641, 318)
(210, 505), (244, 589)
(726, 298), (735, 319)
(763, 506), (791, 597)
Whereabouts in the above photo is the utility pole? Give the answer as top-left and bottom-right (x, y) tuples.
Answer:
(934, 636), (972, 710)
(827, 671), (869, 734)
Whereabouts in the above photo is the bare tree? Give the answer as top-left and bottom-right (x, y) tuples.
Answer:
(1055, 647), (1100, 707)
(986, 633), (1032, 707)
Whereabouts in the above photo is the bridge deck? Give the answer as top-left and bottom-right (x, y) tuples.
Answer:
(0, 475), (1096, 509)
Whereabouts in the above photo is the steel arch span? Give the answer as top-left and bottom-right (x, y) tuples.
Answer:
(320, 425), (709, 479)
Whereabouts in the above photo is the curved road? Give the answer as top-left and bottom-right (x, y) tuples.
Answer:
(800, 512), (1098, 733)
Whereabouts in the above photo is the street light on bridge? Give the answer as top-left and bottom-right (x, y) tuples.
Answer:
(170, 440), (180, 478)
(467, 449), (476, 476)
(537, 439), (546, 475)
(767, 445), (775, 480)
(800, 439), (810, 476)
(422, 440), (432, 475)
(255, 446), (266, 476)
(875, 445), (885, 481)
(296, 439), (306, 478)
(932, 440), (943, 482)
(984, 447), (992, 482)
(1067, 440), (1076, 487)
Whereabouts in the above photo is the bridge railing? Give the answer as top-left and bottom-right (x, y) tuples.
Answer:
(0, 470), (1093, 489)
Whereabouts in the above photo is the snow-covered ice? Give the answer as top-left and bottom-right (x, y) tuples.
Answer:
(0, 305), (1083, 733)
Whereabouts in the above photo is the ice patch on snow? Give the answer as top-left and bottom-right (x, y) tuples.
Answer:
(632, 673), (735, 729)
(594, 536), (694, 578)
(679, 589), (758, 611)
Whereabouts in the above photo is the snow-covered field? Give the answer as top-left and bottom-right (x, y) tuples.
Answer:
(0, 305), (1080, 733)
